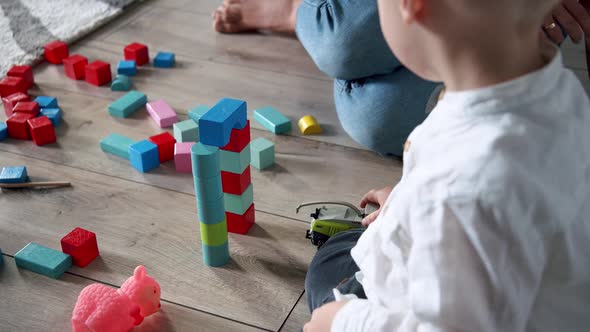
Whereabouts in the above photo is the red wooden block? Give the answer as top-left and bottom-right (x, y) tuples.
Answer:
(28, 116), (56, 146)
(221, 166), (251, 195)
(2, 92), (29, 117)
(61, 227), (99, 267)
(124, 42), (149, 66)
(7, 65), (34, 89)
(13, 101), (40, 116)
(44, 40), (69, 64)
(149, 132), (177, 162)
(226, 203), (255, 234)
(0, 76), (27, 97)
(221, 120), (251, 152)
(63, 54), (88, 80)
(6, 112), (35, 139)
(85, 61), (112, 86)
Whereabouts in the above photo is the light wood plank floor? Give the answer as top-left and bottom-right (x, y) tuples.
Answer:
(1, 0), (588, 331)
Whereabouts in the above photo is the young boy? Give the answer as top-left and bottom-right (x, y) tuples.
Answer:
(303, 0), (590, 331)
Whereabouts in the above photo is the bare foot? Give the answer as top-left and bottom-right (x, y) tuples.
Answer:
(213, 0), (300, 34)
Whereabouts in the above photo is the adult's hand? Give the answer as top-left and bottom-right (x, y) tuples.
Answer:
(542, 0), (590, 44)
(359, 186), (392, 227)
(303, 301), (347, 332)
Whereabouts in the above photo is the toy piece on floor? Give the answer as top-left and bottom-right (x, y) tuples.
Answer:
(61, 227), (99, 267)
(15, 242), (72, 279)
(2, 92), (29, 117)
(34, 96), (58, 109)
(129, 140), (160, 173)
(44, 40), (69, 64)
(63, 54), (88, 80)
(0, 122), (6, 141)
(173, 119), (199, 142)
(149, 132), (176, 163)
(146, 100), (178, 128)
(40, 108), (62, 127)
(111, 75), (132, 92)
(250, 137), (275, 170)
(124, 42), (149, 66)
(0, 166), (28, 183)
(100, 133), (136, 159)
(188, 105), (209, 123)
(7, 65), (34, 89)
(254, 106), (291, 134)
(117, 60), (137, 76)
(108, 90), (147, 118)
(199, 98), (247, 147)
(13, 101), (40, 116)
(0, 76), (27, 98)
(85, 61), (112, 86)
(174, 142), (195, 173)
(71, 266), (161, 332)
(0, 181), (71, 189)
(28, 116), (56, 146)
(298, 115), (322, 135)
(6, 112), (35, 139)
(153, 52), (175, 68)
(0, 247), (3, 266)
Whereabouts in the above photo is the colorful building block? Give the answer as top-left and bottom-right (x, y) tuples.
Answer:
(129, 140), (160, 173)
(226, 203), (255, 235)
(200, 219), (228, 246)
(224, 183), (254, 215)
(191, 143), (220, 179)
(111, 74), (132, 92)
(188, 105), (209, 122)
(173, 119), (199, 142)
(100, 133), (135, 159)
(220, 144), (251, 174)
(0, 76), (27, 98)
(221, 120), (250, 153)
(0, 247), (3, 266)
(6, 112), (35, 139)
(117, 60), (137, 76)
(108, 90), (147, 118)
(0, 166), (28, 183)
(147, 100), (178, 128)
(0, 122), (6, 141)
(221, 167), (251, 195)
(85, 61), (112, 86)
(124, 43), (149, 66)
(201, 242), (229, 267)
(174, 142), (195, 173)
(13, 101), (40, 116)
(15, 242), (72, 279)
(40, 108), (62, 127)
(28, 116), (56, 146)
(2, 92), (29, 117)
(298, 115), (322, 135)
(250, 137), (275, 170)
(7, 65), (34, 89)
(149, 132), (176, 162)
(34, 96), (58, 109)
(194, 175), (223, 204)
(197, 196), (226, 224)
(63, 54), (88, 80)
(254, 106), (291, 134)
(61, 227), (99, 267)
(199, 98), (247, 147)
(44, 40), (69, 64)
(153, 52), (175, 68)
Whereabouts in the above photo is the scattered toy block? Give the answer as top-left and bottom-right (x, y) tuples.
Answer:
(117, 60), (137, 76)
(63, 54), (88, 80)
(0, 166), (28, 183)
(7, 65), (34, 89)
(254, 106), (291, 134)
(124, 42), (149, 66)
(221, 166), (251, 195)
(191, 143), (220, 179)
(6, 112), (35, 139)
(153, 52), (175, 68)
(44, 40), (69, 64)
(0, 247), (3, 265)
(226, 203), (255, 234)
(34, 96), (58, 109)
(174, 142), (195, 173)
(13, 101), (40, 116)
(194, 175), (224, 204)
(298, 115), (322, 135)
(2, 92), (29, 117)
(199, 98), (247, 147)
(111, 74), (132, 91)
(224, 183), (254, 215)
(200, 219), (228, 247)
(15, 242), (72, 279)
(196, 192), (226, 224)
(250, 137), (275, 170)
(40, 108), (62, 127)
(100, 133), (135, 159)
(220, 144), (251, 174)
(147, 99), (178, 128)
(173, 119), (199, 142)
(188, 105), (209, 123)
(85, 61), (112, 86)
(0, 76), (27, 98)
(0, 122), (7, 141)
(108, 90), (147, 118)
(149, 132), (176, 162)
(221, 120), (250, 153)
(129, 140), (160, 173)
(28, 116), (56, 146)
(61, 227), (99, 267)
(201, 241), (229, 267)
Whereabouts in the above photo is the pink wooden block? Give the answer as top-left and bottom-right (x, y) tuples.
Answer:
(146, 99), (178, 128)
(174, 142), (195, 173)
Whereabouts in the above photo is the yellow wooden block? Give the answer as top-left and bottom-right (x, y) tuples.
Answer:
(297, 115), (322, 135)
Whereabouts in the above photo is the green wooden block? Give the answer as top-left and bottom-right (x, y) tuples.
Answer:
(224, 183), (254, 215)
(199, 219), (228, 246)
(191, 143), (220, 179)
(201, 242), (229, 267)
(220, 144), (250, 174)
(100, 133), (135, 159)
(174, 119), (199, 142)
(250, 137), (275, 170)
(108, 90), (147, 118)
(254, 107), (291, 134)
(14, 242), (72, 279)
(194, 175), (223, 203)
(188, 105), (210, 123)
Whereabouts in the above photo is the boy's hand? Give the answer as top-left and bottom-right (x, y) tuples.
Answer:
(360, 187), (392, 227)
(303, 301), (348, 332)
(542, 0), (590, 44)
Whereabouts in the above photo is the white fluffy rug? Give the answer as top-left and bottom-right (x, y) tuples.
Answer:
(0, 0), (136, 76)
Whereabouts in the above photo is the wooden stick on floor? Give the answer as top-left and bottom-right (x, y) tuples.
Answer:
(0, 181), (71, 189)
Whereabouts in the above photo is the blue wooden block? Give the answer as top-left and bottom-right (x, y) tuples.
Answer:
(154, 52), (176, 68)
(250, 137), (275, 170)
(0, 166), (28, 183)
(0, 247), (3, 266)
(108, 90), (147, 118)
(117, 60), (137, 76)
(220, 144), (250, 174)
(188, 105), (210, 123)
(173, 119), (199, 143)
(194, 175), (223, 203)
(199, 98), (247, 147)
(111, 75), (132, 92)
(40, 108), (62, 127)
(191, 143), (220, 179)
(14, 242), (72, 279)
(254, 107), (291, 134)
(224, 183), (254, 215)
(100, 133), (135, 159)
(0, 122), (7, 141)
(129, 140), (160, 173)
(197, 196), (226, 224)
(201, 242), (229, 267)
(34, 96), (58, 109)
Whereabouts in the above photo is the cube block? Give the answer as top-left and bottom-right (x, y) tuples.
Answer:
(147, 99), (178, 128)
(44, 40), (69, 64)
(194, 175), (223, 204)
(0, 76), (27, 98)
(100, 133), (135, 159)
(199, 219), (228, 246)
(174, 142), (195, 173)
(188, 105), (209, 123)
(0, 166), (28, 183)
(226, 203), (255, 234)
(40, 108), (62, 127)
(28, 116), (56, 146)
(124, 42), (149, 66)
(191, 143), (221, 179)
(201, 242), (229, 267)
(7, 65), (34, 89)
(85, 61), (112, 86)
(2, 92), (29, 117)
(199, 98), (247, 147)
(153, 52), (175, 68)
(129, 140), (160, 172)
(221, 120), (250, 153)
(220, 144), (251, 174)
(221, 167), (251, 195)
(117, 60), (137, 76)
(0, 122), (6, 141)
(6, 113), (35, 139)
(173, 119), (199, 142)
(108, 90), (147, 118)
(13, 101), (40, 116)
(34, 96), (58, 109)
(250, 137), (275, 170)
(61, 227), (99, 267)
(149, 132), (176, 162)
(254, 106), (291, 134)
(197, 196), (226, 224)
(63, 54), (88, 80)
(15, 242), (72, 279)
(224, 183), (254, 215)
(111, 75), (132, 92)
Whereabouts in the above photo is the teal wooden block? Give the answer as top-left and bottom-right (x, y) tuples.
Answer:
(224, 183), (254, 215)
(188, 105), (210, 123)
(191, 143), (220, 179)
(250, 137), (275, 170)
(201, 241), (229, 267)
(0, 166), (28, 183)
(220, 144), (250, 174)
(108, 90), (147, 118)
(196, 195), (226, 224)
(100, 133), (135, 159)
(194, 174), (223, 203)
(253, 107), (291, 134)
(14, 242), (72, 279)
(111, 74), (132, 91)
(173, 119), (199, 143)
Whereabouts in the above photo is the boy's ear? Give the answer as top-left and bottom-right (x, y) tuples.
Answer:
(400, 0), (425, 24)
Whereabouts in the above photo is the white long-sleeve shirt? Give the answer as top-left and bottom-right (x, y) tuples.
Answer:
(333, 51), (590, 332)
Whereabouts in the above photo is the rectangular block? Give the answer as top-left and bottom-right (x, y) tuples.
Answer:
(149, 132), (176, 162)
(188, 105), (209, 123)
(129, 140), (160, 173)
(100, 133), (135, 159)
(146, 99), (178, 128)
(0, 122), (7, 141)
(174, 142), (195, 173)
(0, 166), (28, 183)
(7, 65), (34, 89)
(15, 242), (72, 279)
(2, 92), (30, 117)
(201, 242), (229, 267)
(194, 175), (223, 204)
(117, 60), (137, 76)
(221, 120), (251, 153)
(254, 106), (291, 134)
(221, 166), (251, 195)
(60, 227), (99, 267)
(197, 195), (226, 224)
(226, 203), (255, 235)
(173, 119), (199, 143)
(34, 96), (58, 109)
(0, 247), (3, 266)
(13, 101), (40, 116)
(108, 91), (147, 118)
(153, 52), (175, 68)
(250, 137), (275, 170)
(220, 144), (251, 174)
(224, 183), (254, 215)
(0, 76), (27, 98)
(40, 108), (62, 127)
(199, 98), (247, 147)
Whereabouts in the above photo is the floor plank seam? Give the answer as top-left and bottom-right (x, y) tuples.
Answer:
(277, 289), (306, 332)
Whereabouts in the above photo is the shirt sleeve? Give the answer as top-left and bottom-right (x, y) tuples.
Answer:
(331, 195), (548, 332)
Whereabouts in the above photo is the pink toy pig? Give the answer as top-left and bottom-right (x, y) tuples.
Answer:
(71, 265), (161, 332)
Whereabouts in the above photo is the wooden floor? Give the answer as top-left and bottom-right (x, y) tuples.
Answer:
(0, 0), (588, 331)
